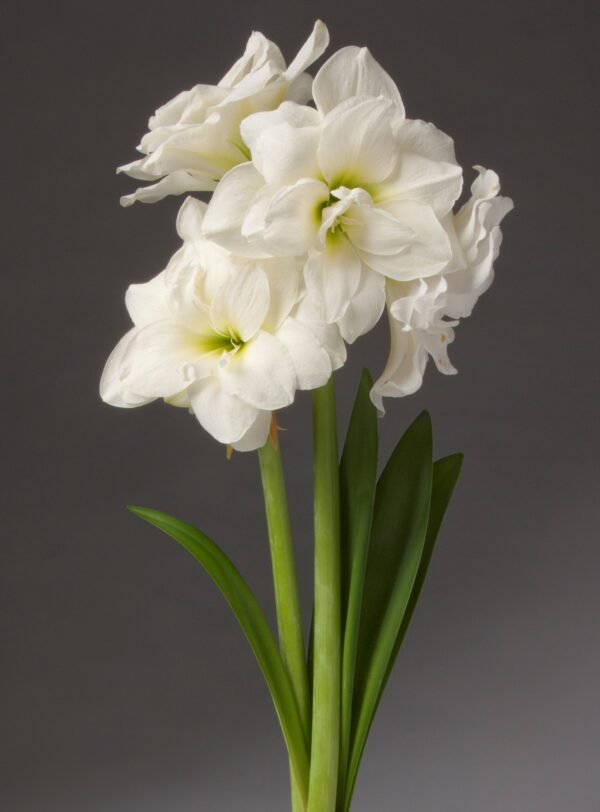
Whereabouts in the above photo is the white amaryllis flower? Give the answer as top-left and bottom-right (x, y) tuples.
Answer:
(202, 45), (463, 343)
(371, 167), (514, 410)
(100, 198), (343, 451)
(118, 21), (329, 207)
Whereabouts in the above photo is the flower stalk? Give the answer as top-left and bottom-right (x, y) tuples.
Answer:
(258, 431), (311, 810)
(308, 378), (341, 812)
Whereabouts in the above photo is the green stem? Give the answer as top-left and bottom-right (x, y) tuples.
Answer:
(308, 379), (341, 812)
(258, 437), (311, 811)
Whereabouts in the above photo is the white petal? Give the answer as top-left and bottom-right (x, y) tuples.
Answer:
(445, 167), (513, 318)
(376, 151), (462, 218)
(100, 328), (153, 408)
(148, 87), (198, 128)
(366, 200), (451, 279)
(176, 197), (208, 242)
(189, 378), (259, 444)
(164, 389), (192, 408)
(163, 250), (217, 334)
(304, 235), (362, 323)
(337, 267), (386, 343)
(117, 157), (159, 181)
(251, 122), (321, 186)
(219, 32), (285, 88)
(219, 331), (296, 410)
(241, 101), (320, 153)
(231, 409), (273, 452)
(371, 314), (428, 412)
(423, 328), (457, 376)
(125, 271), (171, 327)
(120, 321), (208, 399)
(262, 178), (329, 255)
(284, 20), (330, 81)
(211, 265), (270, 342)
(259, 258), (302, 331)
(292, 292), (348, 370)
(455, 166), (513, 249)
(285, 73), (313, 104)
(119, 170), (216, 207)
(313, 46), (404, 115)
(220, 64), (286, 107)
(202, 162), (271, 256)
(393, 118), (457, 163)
(343, 203), (415, 256)
(275, 318), (332, 390)
(143, 116), (246, 175)
(240, 181), (280, 242)
(318, 97), (397, 186)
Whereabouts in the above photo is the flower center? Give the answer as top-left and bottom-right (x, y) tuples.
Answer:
(198, 329), (246, 359)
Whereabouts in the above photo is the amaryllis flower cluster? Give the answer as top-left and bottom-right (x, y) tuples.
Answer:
(102, 20), (512, 450)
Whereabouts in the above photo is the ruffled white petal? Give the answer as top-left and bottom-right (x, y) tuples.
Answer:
(370, 314), (429, 412)
(219, 32), (285, 88)
(119, 170), (216, 207)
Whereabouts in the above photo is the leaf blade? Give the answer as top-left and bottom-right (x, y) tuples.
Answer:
(344, 411), (433, 810)
(128, 506), (310, 803)
(378, 453), (463, 699)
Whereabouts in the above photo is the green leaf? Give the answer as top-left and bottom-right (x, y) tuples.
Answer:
(378, 453), (463, 702)
(128, 506), (310, 804)
(337, 369), (378, 798)
(343, 411), (433, 811)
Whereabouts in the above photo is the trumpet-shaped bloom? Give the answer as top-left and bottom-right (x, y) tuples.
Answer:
(100, 198), (344, 450)
(118, 21), (329, 207)
(371, 167), (513, 410)
(203, 46), (463, 342)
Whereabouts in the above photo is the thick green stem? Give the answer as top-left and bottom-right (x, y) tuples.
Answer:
(258, 437), (311, 811)
(308, 379), (341, 812)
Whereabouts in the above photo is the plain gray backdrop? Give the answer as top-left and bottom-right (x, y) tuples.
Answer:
(2, 1), (598, 809)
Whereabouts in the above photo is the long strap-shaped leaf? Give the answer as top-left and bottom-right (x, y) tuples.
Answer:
(343, 412), (433, 811)
(128, 506), (310, 804)
(342, 449), (463, 810)
(377, 453), (463, 705)
(337, 370), (378, 800)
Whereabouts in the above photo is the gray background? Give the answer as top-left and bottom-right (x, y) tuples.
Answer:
(2, 0), (598, 809)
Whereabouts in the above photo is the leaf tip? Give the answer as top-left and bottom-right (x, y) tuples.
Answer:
(359, 367), (374, 389)
(127, 504), (151, 520)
